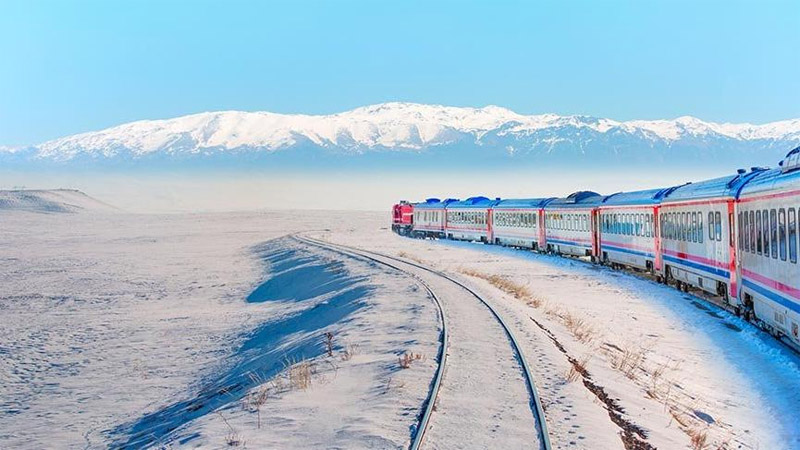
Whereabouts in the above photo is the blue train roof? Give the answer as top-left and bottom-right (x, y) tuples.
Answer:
(493, 197), (554, 209)
(414, 198), (459, 209)
(545, 191), (604, 209)
(739, 167), (800, 196)
(739, 147), (800, 196)
(663, 169), (767, 202)
(446, 196), (502, 209)
(600, 187), (678, 206)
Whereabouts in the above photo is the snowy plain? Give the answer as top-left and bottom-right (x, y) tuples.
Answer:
(2, 206), (800, 449)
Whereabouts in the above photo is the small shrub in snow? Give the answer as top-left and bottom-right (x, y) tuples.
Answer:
(225, 432), (245, 447)
(688, 427), (709, 450)
(324, 331), (335, 357)
(565, 354), (591, 383)
(288, 360), (313, 390)
(398, 352), (423, 369)
(609, 343), (650, 380)
(562, 312), (596, 344)
(216, 411), (245, 447)
(341, 342), (359, 361)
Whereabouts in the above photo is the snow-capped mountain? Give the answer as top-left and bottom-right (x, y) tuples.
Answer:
(8, 102), (800, 166)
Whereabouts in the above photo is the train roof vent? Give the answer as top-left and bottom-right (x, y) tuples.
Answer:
(425, 198), (441, 204)
(465, 196), (490, 204)
(780, 146), (800, 174)
(565, 191), (600, 203)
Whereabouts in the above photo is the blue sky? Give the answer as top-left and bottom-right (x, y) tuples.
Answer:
(1, 0), (798, 146)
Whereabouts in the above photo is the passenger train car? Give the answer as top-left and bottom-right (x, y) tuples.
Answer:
(737, 152), (800, 340)
(444, 196), (501, 242)
(543, 191), (603, 258)
(390, 146), (800, 346)
(491, 198), (553, 250)
(597, 187), (676, 274)
(412, 198), (457, 239)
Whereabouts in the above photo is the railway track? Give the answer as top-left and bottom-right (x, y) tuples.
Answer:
(294, 235), (551, 450)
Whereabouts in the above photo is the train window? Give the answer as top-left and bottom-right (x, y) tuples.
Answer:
(667, 213), (672, 240)
(674, 213), (679, 240)
(743, 212), (750, 252)
(749, 211), (755, 254)
(671, 213), (676, 240)
(715, 212), (722, 242)
(651, 213), (656, 238)
(756, 211), (763, 254)
(698, 213), (703, 243)
(771, 209), (778, 259)
(708, 212), (714, 241)
(690, 212), (697, 243)
(638, 214), (643, 236)
(789, 208), (797, 263)
(780, 208), (787, 261)
(762, 209), (770, 256)
(698, 212), (703, 243)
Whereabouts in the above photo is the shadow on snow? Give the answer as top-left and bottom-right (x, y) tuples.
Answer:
(107, 239), (373, 448)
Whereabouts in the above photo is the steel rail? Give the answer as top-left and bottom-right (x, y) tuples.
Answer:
(296, 235), (551, 450)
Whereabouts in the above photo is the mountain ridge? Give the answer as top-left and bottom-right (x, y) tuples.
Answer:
(5, 102), (800, 165)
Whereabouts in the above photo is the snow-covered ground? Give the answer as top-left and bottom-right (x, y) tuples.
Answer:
(3, 208), (800, 449)
(328, 222), (800, 450)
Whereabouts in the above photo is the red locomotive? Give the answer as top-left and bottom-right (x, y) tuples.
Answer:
(391, 201), (414, 236)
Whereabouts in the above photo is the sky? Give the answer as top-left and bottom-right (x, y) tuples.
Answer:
(1, 0), (799, 147)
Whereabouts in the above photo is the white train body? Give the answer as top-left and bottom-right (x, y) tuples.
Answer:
(737, 162), (800, 343)
(396, 147), (800, 348)
(543, 192), (601, 258)
(491, 198), (551, 250)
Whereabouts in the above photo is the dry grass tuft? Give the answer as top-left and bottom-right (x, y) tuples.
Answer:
(341, 342), (359, 361)
(609, 344), (650, 380)
(286, 359), (313, 390)
(245, 373), (269, 429)
(689, 427), (709, 450)
(562, 312), (596, 344)
(398, 351), (424, 369)
(397, 251), (427, 265)
(217, 411), (245, 447)
(566, 354), (592, 383)
(459, 267), (545, 306)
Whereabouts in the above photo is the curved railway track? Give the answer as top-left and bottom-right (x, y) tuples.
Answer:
(294, 235), (551, 450)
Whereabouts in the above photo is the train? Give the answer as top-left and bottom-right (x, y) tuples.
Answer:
(391, 146), (800, 347)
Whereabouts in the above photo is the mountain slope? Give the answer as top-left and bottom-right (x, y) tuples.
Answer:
(7, 102), (800, 165)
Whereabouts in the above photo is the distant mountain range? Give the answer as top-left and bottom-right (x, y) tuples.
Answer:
(4, 103), (800, 168)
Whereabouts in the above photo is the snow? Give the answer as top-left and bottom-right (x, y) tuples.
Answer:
(0, 189), (118, 213)
(32, 102), (800, 160)
(4, 207), (800, 449)
(327, 223), (800, 450)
